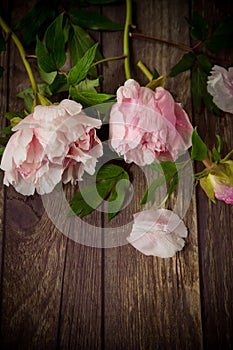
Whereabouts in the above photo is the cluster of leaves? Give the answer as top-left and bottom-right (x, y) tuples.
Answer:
(70, 163), (130, 221)
(0, 0), (123, 154)
(168, 12), (233, 114)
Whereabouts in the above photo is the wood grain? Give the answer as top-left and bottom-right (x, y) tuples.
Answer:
(0, 0), (233, 349)
(0, 1), (67, 348)
(102, 1), (203, 349)
(192, 1), (233, 349)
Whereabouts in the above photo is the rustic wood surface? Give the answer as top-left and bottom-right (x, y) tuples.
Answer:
(0, 0), (233, 349)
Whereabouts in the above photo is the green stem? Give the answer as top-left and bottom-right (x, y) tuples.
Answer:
(124, 0), (132, 80)
(221, 149), (233, 162)
(91, 54), (127, 67)
(0, 16), (38, 95)
(137, 60), (153, 81)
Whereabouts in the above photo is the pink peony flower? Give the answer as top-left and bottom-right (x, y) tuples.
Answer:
(127, 209), (188, 258)
(0, 99), (103, 195)
(207, 65), (233, 114)
(109, 79), (193, 166)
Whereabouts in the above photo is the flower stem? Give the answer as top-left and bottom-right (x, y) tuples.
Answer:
(130, 32), (193, 52)
(137, 60), (153, 81)
(124, 0), (132, 80)
(0, 16), (38, 95)
(202, 158), (212, 168)
(91, 54), (127, 67)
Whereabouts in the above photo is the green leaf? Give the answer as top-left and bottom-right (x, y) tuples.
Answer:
(69, 164), (130, 219)
(169, 53), (196, 77)
(44, 13), (66, 69)
(69, 10), (123, 31)
(17, 84), (52, 112)
(75, 78), (100, 92)
(107, 175), (130, 221)
(196, 55), (212, 74)
(212, 148), (221, 163)
(68, 43), (98, 85)
(141, 175), (168, 205)
(152, 68), (160, 79)
(14, 0), (56, 46)
(4, 111), (26, 121)
(70, 88), (115, 107)
(216, 135), (222, 154)
(148, 161), (177, 176)
(39, 67), (57, 84)
(205, 16), (233, 52)
(0, 146), (5, 156)
(186, 12), (208, 41)
(36, 38), (57, 73)
(191, 127), (208, 161)
(200, 177), (216, 203)
(0, 125), (13, 135)
(69, 25), (102, 63)
(49, 74), (68, 94)
(191, 67), (219, 113)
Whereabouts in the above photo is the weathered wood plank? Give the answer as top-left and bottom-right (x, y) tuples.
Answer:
(0, 1), (67, 348)
(102, 1), (203, 349)
(192, 1), (233, 348)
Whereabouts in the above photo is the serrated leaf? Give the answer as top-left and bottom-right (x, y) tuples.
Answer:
(200, 177), (216, 203)
(36, 38), (57, 73)
(191, 127), (208, 161)
(44, 13), (66, 69)
(68, 25), (101, 77)
(69, 9), (123, 31)
(14, 0), (56, 46)
(169, 53), (196, 77)
(39, 67), (57, 84)
(70, 88), (115, 107)
(68, 43), (98, 85)
(76, 78), (100, 92)
(186, 12), (208, 41)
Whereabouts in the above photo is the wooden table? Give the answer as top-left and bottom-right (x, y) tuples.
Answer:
(0, 0), (233, 349)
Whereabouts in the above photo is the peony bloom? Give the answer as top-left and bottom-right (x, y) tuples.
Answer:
(207, 65), (233, 114)
(127, 209), (188, 258)
(0, 99), (103, 195)
(109, 79), (193, 166)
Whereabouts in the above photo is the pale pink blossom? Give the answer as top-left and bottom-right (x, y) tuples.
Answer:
(207, 65), (233, 114)
(127, 209), (188, 258)
(0, 99), (102, 195)
(109, 79), (193, 166)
